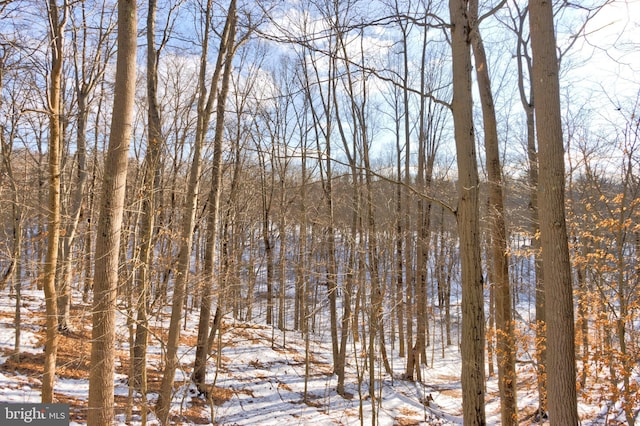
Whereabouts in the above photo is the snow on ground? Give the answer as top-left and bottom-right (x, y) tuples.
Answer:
(0, 288), (634, 425)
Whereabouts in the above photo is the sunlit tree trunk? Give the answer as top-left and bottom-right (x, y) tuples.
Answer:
(529, 1), (578, 423)
(41, 0), (67, 403)
(392, 0), (413, 363)
(258, 146), (275, 326)
(154, 38), (207, 422)
(87, 0), (136, 422)
(82, 96), (103, 304)
(302, 34), (340, 369)
(449, 0), (486, 423)
(412, 16), (439, 375)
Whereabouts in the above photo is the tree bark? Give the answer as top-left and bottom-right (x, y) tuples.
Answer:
(42, 0), (67, 403)
(469, 2), (517, 422)
(87, 0), (137, 422)
(449, 0), (486, 423)
(529, 0), (578, 423)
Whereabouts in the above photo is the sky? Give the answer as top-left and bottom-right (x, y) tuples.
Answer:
(572, 0), (640, 116)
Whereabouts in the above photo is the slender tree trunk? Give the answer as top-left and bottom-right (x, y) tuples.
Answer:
(413, 22), (436, 371)
(395, 6), (412, 362)
(131, 0), (164, 408)
(335, 170), (358, 396)
(192, 0), (237, 393)
(58, 2), (112, 328)
(156, 0), (234, 417)
(530, 106), (547, 421)
(277, 188), (287, 331)
(363, 128), (392, 382)
(1, 98), (24, 355)
(261, 188), (274, 325)
(154, 76), (203, 425)
(449, 0), (486, 423)
(57, 87), (89, 332)
(324, 106), (339, 372)
(529, 1), (578, 423)
(575, 255), (589, 389)
(513, 7), (547, 414)
(470, 2), (517, 422)
(12, 203), (22, 356)
(156, 0), (233, 404)
(42, 0), (67, 403)
(87, 0), (137, 422)
(83, 152), (98, 303)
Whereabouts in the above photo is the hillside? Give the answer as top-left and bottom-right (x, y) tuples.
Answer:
(0, 288), (632, 425)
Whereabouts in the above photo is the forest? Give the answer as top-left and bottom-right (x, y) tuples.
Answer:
(0, 0), (639, 424)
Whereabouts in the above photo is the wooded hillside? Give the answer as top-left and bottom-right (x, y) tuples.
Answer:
(1, 0), (638, 424)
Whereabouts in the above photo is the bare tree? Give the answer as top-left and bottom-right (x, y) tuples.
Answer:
(469, 0), (517, 423)
(130, 0), (175, 410)
(155, 0), (235, 420)
(192, 0), (239, 394)
(57, 0), (115, 332)
(0, 43), (26, 357)
(501, 2), (546, 415)
(297, 14), (341, 376)
(529, 0), (578, 423)
(87, 0), (137, 421)
(408, 4), (447, 380)
(41, 0), (68, 403)
(449, 0), (486, 423)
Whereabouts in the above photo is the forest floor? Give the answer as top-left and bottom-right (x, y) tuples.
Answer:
(0, 288), (629, 425)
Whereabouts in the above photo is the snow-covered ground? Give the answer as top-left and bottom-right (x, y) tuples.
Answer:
(0, 288), (635, 425)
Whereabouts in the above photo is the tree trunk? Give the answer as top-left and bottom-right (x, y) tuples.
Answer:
(192, 0), (238, 393)
(87, 0), (136, 422)
(277, 175), (287, 331)
(156, 0), (235, 416)
(56, 87), (89, 332)
(131, 0), (164, 406)
(261, 191), (274, 325)
(449, 0), (486, 423)
(302, 39), (340, 369)
(529, 0), (578, 423)
(470, 2), (517, 422)
(0, 77), (24, 354)
(82, 151), (98, 303)
(512, 6), (547, 414)
(42, 0), (67, 403)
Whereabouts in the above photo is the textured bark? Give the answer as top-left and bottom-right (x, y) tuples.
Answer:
(449, 0), (486, 423)
(87, 0), (137, 422)
(529, 1), (578, 424)
(42, 0), (66, 403)
(469, 1), (517, 422)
